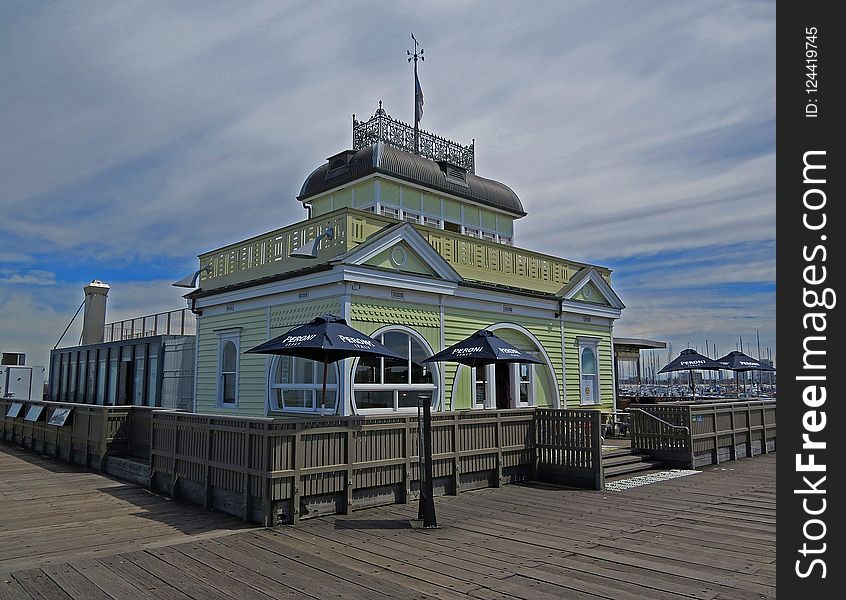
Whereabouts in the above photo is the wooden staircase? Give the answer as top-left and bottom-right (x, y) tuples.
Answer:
(602, 448), (664, 480)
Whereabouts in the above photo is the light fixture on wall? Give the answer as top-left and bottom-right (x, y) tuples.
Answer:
(172, 264), (213, 288)
(291, 226), (335, 259)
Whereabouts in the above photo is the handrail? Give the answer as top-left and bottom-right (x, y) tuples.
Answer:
(627, 408), (690, 435)
(104, 308), (194, 342)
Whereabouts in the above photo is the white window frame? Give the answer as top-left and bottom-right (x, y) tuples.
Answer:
(577, 337), (601, 406)
(512, 362), (533, 408)
(402, 211), (421, 224)
(481, 230), (497, 242)
(352, 327), (439, 414)
(380, 205), (400, 219)
(217, 330), (240, 408)
(268, 356), (339, 414)
(472, 363), (534, 410)
(463, 226), (480, 238)
(423, 215), (442, 228)
(471, 365), (495, 409)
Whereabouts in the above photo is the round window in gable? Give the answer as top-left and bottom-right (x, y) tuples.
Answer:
(390, 246), (407, 267)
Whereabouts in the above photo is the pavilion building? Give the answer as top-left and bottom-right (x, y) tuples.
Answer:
(187, 104), (625, 417)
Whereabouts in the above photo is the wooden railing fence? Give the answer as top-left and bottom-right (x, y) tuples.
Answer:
(535, 409), (603, 489)
(0, 398), (141, 469)
(3, 403), (621, 526)
(148, 407), (603, 526)
(630, 400), (776, 468)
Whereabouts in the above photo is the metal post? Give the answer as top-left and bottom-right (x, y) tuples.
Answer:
(419, 397), (438, 528)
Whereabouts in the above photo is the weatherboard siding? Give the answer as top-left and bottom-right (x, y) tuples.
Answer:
(563, 321), (614, 409)
(195, 308), (267, 416)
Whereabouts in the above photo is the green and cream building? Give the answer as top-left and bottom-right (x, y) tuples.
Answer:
(188, 106), (625, 417)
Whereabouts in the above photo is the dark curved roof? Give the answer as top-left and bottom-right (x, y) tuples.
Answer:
(298, 142), (526, 217)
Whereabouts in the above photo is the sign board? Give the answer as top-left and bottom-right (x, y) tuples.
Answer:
(48, 407), (73, 427)
(24, 404), (44, 422)
(6, 402), (24, 418)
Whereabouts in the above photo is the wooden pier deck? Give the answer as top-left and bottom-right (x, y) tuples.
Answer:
(0, 444), (775, 599)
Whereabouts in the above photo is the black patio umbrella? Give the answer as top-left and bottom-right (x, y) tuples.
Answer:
(658, 349), (726, 398)
(417, 330), (543, 528)
(716, 351), (776, 397)
(246, 314), (405, 414)
(423, 329), (544, 369)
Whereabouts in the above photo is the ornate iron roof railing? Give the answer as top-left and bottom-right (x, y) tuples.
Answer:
(353, 103), (475, 173)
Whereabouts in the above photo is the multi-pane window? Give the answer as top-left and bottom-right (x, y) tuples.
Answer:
(354, 329), (437, 412)
(481, 231), (496, 242)
(403, 212), (421, 224)
(474, 366), (489, 408)
(463, 227), (480, 238)
(517, 363), (532, 406)
(423, 216), (442, 228)
(380, 206), (400, 219)
(270, 357), (338, 413)
(218, 332), (240, 407)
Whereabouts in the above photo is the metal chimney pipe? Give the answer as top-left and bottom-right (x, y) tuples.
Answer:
(82, 280), (110, 345)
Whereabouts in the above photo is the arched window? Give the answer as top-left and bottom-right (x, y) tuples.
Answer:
(578, 338), (600, 405)
(217, 330), (240, 408)
(269, 356), (338, 413)
(353, 328), (438, 412)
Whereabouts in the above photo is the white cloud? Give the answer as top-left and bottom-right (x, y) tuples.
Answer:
(0, 269), (57, 286)
(0, 1), (776, 368)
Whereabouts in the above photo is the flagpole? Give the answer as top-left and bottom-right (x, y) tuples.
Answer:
(414, 52), (419, 154)
(408, 34), (423, 155)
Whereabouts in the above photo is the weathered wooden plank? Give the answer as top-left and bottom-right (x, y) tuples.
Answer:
(1, 445), (776, 600)
(95, 555), (193, 600)
(0, 575), (32, 600)
(39, 564), (113, 600)
(142, 546), (278, 600)
(244, 532), (432, 600)
(9, 569), (71, 600)
(68, 560), (154, 600)
(164, 543), (309, 600)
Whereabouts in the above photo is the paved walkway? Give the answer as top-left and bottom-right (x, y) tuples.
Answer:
(0, 444), (775, 599)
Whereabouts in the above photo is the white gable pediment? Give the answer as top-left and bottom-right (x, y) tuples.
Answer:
(558, 267), (625, 311)
(336, 222), (463, 283)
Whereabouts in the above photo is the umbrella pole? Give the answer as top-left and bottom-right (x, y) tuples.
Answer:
(419, 395), (438, 528)
(689, 369), (695, 399)
(417, 394), (424, 520)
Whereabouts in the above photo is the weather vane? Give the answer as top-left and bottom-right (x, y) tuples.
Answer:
(407, 34), (424, 154)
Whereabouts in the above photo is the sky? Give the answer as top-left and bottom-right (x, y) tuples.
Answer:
(0, 0), (775, 372)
